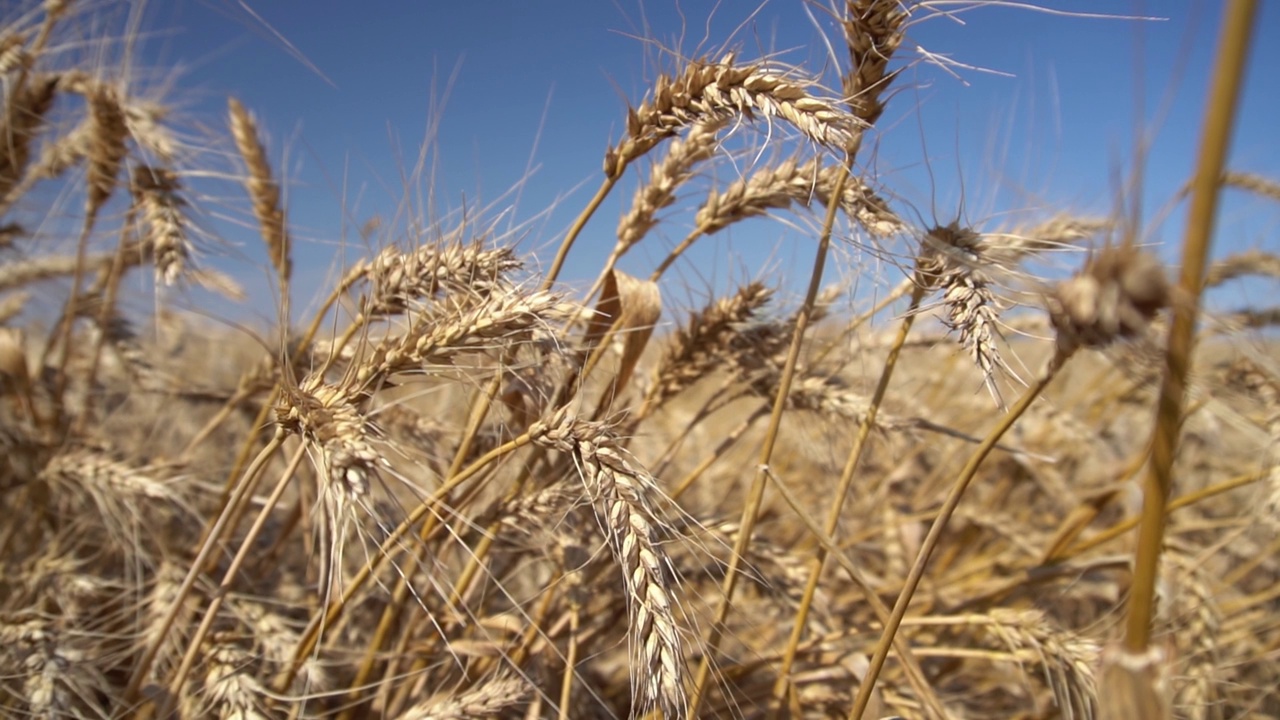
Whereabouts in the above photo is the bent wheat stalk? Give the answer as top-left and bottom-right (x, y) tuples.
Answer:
(848, 347), (1074, 720)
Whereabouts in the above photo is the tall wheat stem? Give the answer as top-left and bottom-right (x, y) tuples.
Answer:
(766, 466), (952, 720)
(772, 279), (928, 713)
(165, 442), (309, 711)
(1124, 0), (1256, 654)
(277, 431), (538, 690)
(123, 428), (287, 704)
(687, 166), (849, 715)
(849, 349), (1073, 720)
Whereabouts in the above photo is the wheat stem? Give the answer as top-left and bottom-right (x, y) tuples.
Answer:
(1125, 0), (1256, 655)
(772, 279), (928, 713)
(277, 430), (538, 691)
(164, 441), (308, 712)
(123, 428), (287, 705)
(849, 349), (1073, 720)
(687, 164), (848, 715)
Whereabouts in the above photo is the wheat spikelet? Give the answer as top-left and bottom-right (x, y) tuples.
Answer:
(0, 220), (22, 249)
(1, 616), (111, 719)
(1047, 245), (1170, 354)
(396, 676), (528, 720)
(363, 241), (520, 316)
(121, 96), (176, 162)
(841, 0), (908, 129)
(230, 600), (299, 673)
(695, 156), (821, 233)
(140, 560), (197, 683)
(605, 54), (861, 178)
(228, 97), (290, 288)
(82, 81), (129, 218)
(0, 250), (130, 292)
(1001, 214), (1112, 261)
(786, 373), (903, 429)
(942, 270), (1006, 401)
(699, 518), (829, 615)
(0, 325), (31, 408)
(819, 163), (904, 237)
(1222, 170), (1280, 202)
(486, 481), (579, 544)
(616, 120), (722, 253)
(530, 410), (687, 718)
(648, 281), (773, 405)
(693, 155), (902, 241)
(132, 164), (191, 285)
(277, 374), (383, 501)
(982, 609), (1100, 720)
(41, 446), (180, 503)
(914, 222), (1014, 402)
(351, 290), (568, 387)
(0, 32), (27, 73)
(0, 290), (28, 323)
(1204, 249), (1280, 287)
(0, 73), (58, 205)
(1223, 357), (1280, 524)
(1163, 551), (1223, 720)
(194, 635), (271, 720)
(17, 120), (87, 194)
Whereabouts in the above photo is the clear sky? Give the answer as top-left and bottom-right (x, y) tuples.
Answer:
(129, 1), (1278, 324)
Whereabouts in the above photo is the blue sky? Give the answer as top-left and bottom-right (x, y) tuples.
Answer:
(129, 1), (1278, 324)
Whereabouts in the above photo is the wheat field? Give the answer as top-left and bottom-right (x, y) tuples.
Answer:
(1, 1), (1278, 718)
